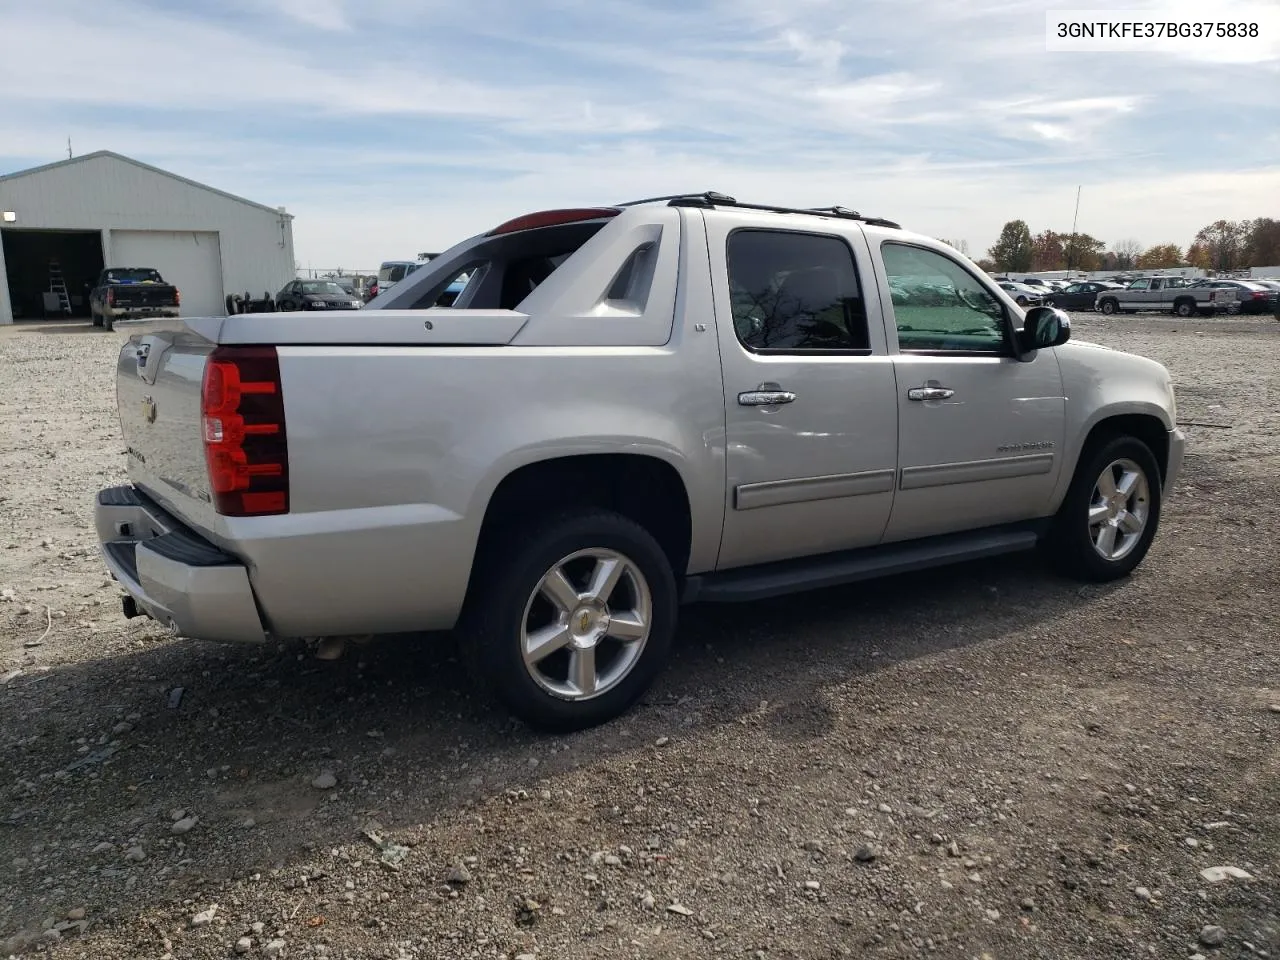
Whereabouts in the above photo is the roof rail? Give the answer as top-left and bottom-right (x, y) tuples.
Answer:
(615, 191), (737, 207)
(617, 191), (900, 229)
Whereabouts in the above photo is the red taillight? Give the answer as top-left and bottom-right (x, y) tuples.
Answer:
(486, 207), (620, 236)
(107, 288), (116, 306)
(174, 288), (181, 306)
(201, 346), (288, 516)
(1251, 291), (1267, 299)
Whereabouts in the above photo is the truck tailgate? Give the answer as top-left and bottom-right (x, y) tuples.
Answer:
(115, 318), (221, 536)
(112, 284), (178, 307)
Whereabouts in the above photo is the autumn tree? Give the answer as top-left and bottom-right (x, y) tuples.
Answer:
(937, 238), (971, 257)
(1063, 233), (1106, 271)
(1245, 218), (1280, 266)
(1194, 220), (1250, 271)
(974, 258), (997, 273)
(1137, 244), (1184, 269)
(1111, 238), (1142, 270)
(1185, 242), (1212, 270)
(987, 220), (1033, 272)
(1031, 231), (1065, 271)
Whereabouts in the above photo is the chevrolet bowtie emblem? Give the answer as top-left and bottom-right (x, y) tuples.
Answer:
(578, 612), (591, 632)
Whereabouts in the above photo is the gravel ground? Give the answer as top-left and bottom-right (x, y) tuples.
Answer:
(1, 314), (1277, 960)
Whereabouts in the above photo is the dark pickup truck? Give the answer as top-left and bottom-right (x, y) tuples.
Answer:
(90, 267), (181, 330)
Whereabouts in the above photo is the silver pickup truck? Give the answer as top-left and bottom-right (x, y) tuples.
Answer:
(1096, 276), (1231, 317)
(96, 193), (1185, 729)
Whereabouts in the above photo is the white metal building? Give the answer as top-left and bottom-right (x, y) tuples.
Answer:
(0, 151), (295, 324)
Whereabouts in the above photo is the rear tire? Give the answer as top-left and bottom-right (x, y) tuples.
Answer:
(1174, 300), (1196, 318)
(90, 309), (102, 327)
(460, 509), (678, 731)
(1045, 435), (1162, 582)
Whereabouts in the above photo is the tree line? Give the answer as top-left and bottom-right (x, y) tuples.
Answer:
(959, 217), (1280, 274)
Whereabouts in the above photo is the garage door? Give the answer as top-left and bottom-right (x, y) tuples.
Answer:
(110, 230), (224, 318)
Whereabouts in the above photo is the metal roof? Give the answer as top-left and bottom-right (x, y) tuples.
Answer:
(0, 150), (292, 219)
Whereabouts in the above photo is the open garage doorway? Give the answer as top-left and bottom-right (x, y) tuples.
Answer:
(1, 229), (104, 321)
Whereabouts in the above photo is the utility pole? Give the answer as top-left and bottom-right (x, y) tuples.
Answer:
(1066, 185), (1081, 273)
(67, 137), (73, 159)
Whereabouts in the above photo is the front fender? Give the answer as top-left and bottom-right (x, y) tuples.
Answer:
(1049, 343), (1177, 509)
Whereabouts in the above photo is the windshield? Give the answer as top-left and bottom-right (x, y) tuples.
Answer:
(105, 268), (163, 284)
(378, 264), (410, 283)
(300, 281), (348, 296)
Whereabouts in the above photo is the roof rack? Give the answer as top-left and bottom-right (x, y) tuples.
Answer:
(615, 191), (737, 207)
(614, 191), (900, 229)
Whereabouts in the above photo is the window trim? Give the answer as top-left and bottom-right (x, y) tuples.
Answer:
(724, 226), (874, 357)
(879, 239), (1017, 358)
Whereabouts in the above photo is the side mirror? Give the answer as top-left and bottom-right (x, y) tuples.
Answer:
(1017, 306), (1071, 359)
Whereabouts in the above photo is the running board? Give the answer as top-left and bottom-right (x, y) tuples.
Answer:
(682, 524), (1044, 604)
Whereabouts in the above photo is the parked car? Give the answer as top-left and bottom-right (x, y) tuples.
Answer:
(367, 260), (423, 300)
(275, 279), (364, 311)
(1096, 277), (1231, 317)
(330, 277), (360, 299)
(96, 192), (1184, 730)
(89, 267), (180, 331)
(1046, 281), (1124, 312)
(1189, 279), (1280, 315)
(997, 281), (1044, 306)
(1018, 278), (1065, 292)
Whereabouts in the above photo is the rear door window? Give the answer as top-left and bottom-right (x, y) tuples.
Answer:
(726, 230), (871, 352)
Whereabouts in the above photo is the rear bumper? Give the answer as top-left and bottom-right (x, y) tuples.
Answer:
(95, 486), (267, 643)
(104, 306), (180, 319)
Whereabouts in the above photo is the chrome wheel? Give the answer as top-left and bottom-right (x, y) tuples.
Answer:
(1088, 458), (1150, 561)
(520, 548), (652, 701)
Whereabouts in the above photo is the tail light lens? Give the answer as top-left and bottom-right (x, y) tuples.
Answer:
(175, 288), (182, 306)
(1251, 291), (1267, 299)
(201, 346), (288, 516)
(107, 288), (116, 306)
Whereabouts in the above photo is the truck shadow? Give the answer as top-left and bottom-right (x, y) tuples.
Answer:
(0, 552), (1127, 943)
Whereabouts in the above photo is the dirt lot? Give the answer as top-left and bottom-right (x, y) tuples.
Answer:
(1, 314), (1277, 960)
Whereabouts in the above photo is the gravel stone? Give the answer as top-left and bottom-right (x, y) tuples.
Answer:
(1200, 925), (1227, 947)
(0, 314), (1276, 960)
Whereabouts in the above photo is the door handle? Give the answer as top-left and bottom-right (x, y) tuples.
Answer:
(907, 386), (955, 401)
(739, 383), (796, 406)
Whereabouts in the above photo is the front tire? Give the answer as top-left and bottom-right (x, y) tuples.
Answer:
(460, 509), (678, 731)
(1099, 298), (1118, 315)
(1045, 435), (1162, 582)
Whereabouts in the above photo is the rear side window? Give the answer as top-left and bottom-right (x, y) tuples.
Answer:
(726, 230), (870, 352)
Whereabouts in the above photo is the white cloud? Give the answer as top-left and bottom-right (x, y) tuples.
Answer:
(781, 29), (845, 72)
(272, 0), (349, 30)
(0, 0), (1275, 268)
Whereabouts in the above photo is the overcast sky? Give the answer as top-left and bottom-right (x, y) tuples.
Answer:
(0, 0), (1277, 270)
